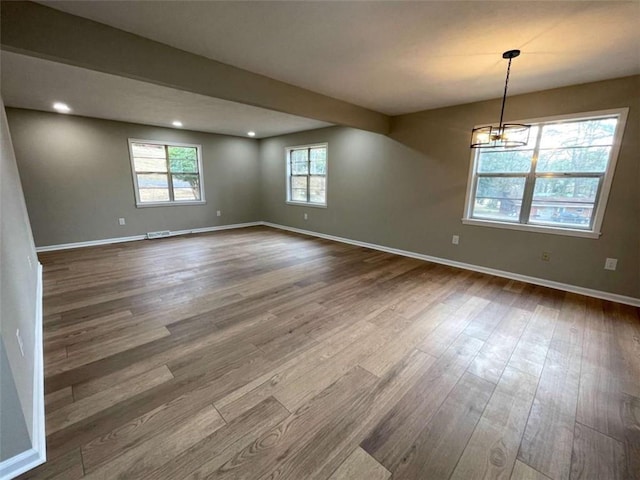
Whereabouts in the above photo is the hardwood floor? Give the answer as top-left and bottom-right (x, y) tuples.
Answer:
(19, 226), (640, 480)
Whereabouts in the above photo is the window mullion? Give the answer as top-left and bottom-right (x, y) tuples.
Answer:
(519, 127), (544, 224)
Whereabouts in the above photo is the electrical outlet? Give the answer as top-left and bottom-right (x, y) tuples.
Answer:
(27, 255), (32, 269)
(604, 258), (618, 271)
(541, 252), (551, 262)
(16, 329), (24, 357)
(304, 213), (308, 220)
(452, 235), (459, 245)
(216, 210), (221, 217)
(118, 218), (126, 226)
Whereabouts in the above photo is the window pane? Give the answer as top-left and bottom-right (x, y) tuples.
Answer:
(310, 147), (326, 161)
(310, 147), (327, 174)
(138, 171), (170, 202)
(168, 147), (198, 173)
(132, 143), (167, 172)
(532, 176), (599, 203)
(536, 146), (610, 173)
(529, 177), (598, 228)
(309, 175), (326, 203)
(540, 118), (617, 148)
(529, 204), (593, 228)
(291, 161), (308, 175)
(311, 159), (326, 175)
(291, 149), (308, 174)
(168, 146), (197, 161)
(137, 173), (168, 189)
(134, 156), (168, 172)
(291, 149), (308, 162)
(477, 150), (533, 173)
(291, 175), (307, 202)
(169, 157), (198, 173)
(291, 176), (307, 189)
(472, 177), (526, 222)
(172, 174), (201, 201)
(139, 189), (170, 202)
(132, 143), (166, 158)
(173, 188), (200, 201)
(291, 188), (307, 202)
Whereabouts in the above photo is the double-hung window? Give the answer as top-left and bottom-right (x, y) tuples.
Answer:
(463, 109), (628, 238)
(286, 144), (327, 206)
(128, 139), (205, 206)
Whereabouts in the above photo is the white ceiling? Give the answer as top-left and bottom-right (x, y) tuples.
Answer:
(39, 0), (640, 115)
(0, 52), (331, 138)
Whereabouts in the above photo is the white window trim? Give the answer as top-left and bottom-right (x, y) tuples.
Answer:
(285, 143), (328, 207)
(128, 138), (206, 208)
(462, 108), (629, 239)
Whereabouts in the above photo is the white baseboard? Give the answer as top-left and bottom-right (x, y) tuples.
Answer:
(35, 222), (262, 252)
(35, 234), (146, 252)
(262, 222), (640, 307)
(0, 448), (45, 480)
(0, 264), (46, 480)
(187, 222), (262, 234)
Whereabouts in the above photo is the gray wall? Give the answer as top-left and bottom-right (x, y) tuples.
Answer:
(1, 98), (39, 446)
(260, 76), (640, 299)
(0, 340), (31, 461)
(6, 108), (261, 247)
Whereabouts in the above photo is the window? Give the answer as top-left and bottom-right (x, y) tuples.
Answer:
(463, 109), (628, 238)
(286, 144), (327, 206)
(128, 139), (205, 206)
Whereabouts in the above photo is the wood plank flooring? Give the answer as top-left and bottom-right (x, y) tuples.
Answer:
(19, 226), (640, 480)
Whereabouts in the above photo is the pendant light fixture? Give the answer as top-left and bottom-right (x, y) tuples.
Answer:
(470, 49), (530, 148)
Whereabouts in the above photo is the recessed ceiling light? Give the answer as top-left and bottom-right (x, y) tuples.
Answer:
(53, 102), (71, 113)
(172, 121), (183, 127)
(247, 131), (256, 137)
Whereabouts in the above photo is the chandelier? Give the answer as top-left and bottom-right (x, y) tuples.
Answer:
(470, 49), (530, 148)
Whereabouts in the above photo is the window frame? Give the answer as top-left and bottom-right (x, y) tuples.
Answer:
(462, 108), (628, 239)
(285, 143), (328, 208)
(128, 138), (206, 208)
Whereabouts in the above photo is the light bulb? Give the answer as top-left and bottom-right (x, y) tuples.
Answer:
(53, 102), (71, 113)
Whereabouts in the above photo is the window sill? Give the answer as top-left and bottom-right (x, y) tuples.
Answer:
(461, 218), (601, 239)
(286, 201), (327, 209)
(136, 201), (207, 208)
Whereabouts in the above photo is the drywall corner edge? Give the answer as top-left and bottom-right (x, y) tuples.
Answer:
(0, 263), (45, 480)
